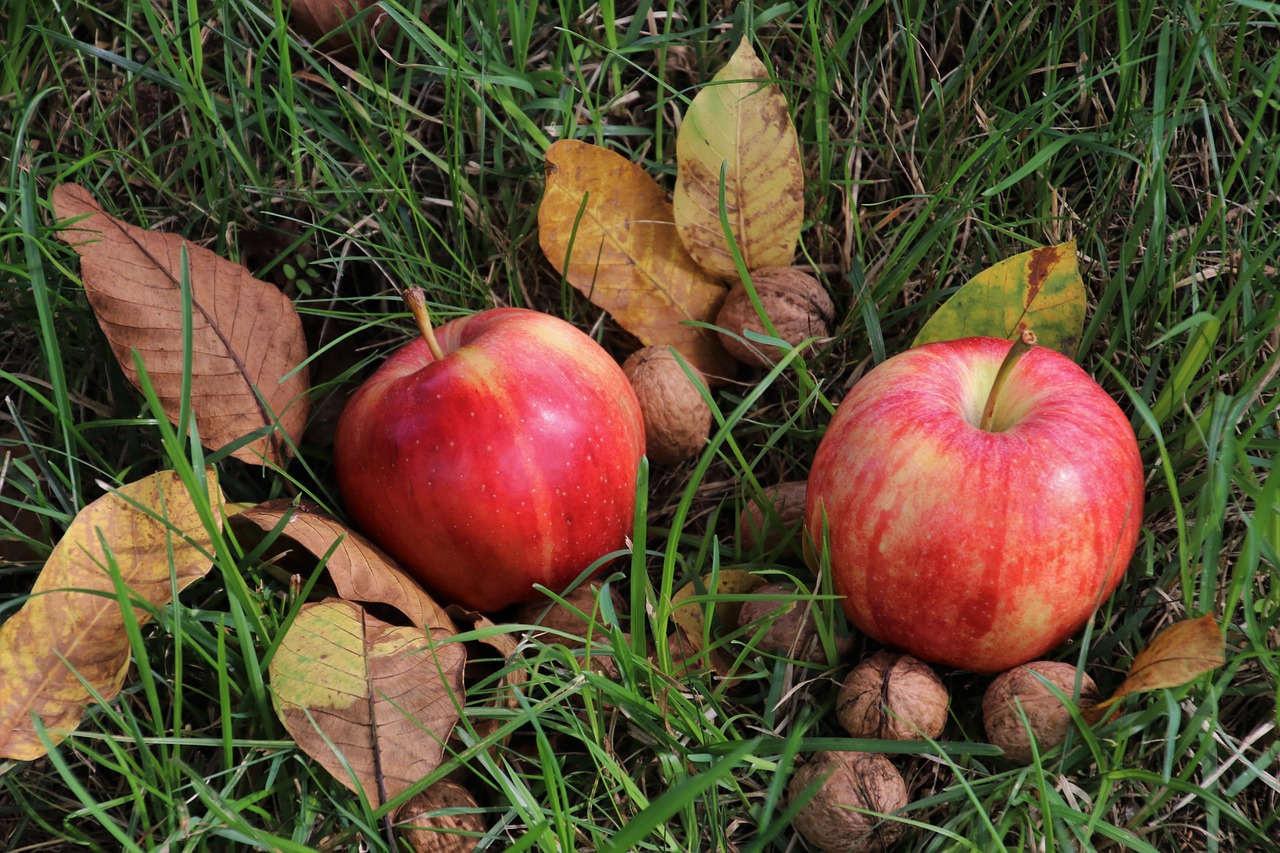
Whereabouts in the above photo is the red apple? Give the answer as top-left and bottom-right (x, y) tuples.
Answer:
(805, 335), (1144, 673)
(334, 298), (645, 611)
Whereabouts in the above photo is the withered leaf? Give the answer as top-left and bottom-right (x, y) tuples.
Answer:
(1083, 614), (1226, 724)
(396, 780), (487, 852)
(538, 139), (736, 382)
(231, 500), (454, 637)
(52, 183), (310, 467)
(673, 37), (804, 278)
(269, 598), (466, 802)
(668, 569), (766, 679)
(0, 469), (223, 760)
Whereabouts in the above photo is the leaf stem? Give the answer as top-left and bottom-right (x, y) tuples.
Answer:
(405, 287), (446, 362)
(979, 329), (1037, 432)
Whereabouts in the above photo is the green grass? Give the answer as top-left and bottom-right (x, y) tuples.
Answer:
(2, 0), (1279, 850)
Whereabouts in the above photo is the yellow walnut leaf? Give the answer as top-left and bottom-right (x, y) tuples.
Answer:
(912, 241), (1087, 358)
(270, 598), (466, 802)
(0, 470), (223, 760)
(1083, 614), (1225, 724)
(538, 139), (736, 382)
(673, 37), (804, 279)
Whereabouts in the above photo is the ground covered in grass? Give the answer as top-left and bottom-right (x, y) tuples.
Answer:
(2, 1), (1279, 850)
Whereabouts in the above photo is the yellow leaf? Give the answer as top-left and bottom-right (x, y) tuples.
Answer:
(670, 568), (767, 651)
(1083, 614), (1225, 723)
(912, 241), (1087, 357)
(52, 183), (311, 467)
(538, 139), (736, 381)
(269, 599), (465, 802)
(0, 470), (223, 760)
(673, 37), (804, 278)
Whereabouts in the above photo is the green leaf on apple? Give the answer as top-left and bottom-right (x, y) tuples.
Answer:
(912, 240), (1087, 358)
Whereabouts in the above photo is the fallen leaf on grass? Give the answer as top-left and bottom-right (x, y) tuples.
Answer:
(0, 469), (223, 760)
(539, 139), (736, 381)
(269, 598), (466, 803)
(396, 779), (487, 852)
(1083, 614), (1226, 724)
(231, 500), (454, 636)
(912, 240), (1086, 358)
(673, 37), (804, 278)
(669, 569), (766, 679)
(52, 183), (311, 467)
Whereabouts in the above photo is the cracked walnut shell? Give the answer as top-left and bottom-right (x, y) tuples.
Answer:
(837, 652), (949, 741)
(983, 661), (1099, 764)
(788, 751), (908, 853)
(622, 346), (712, 465)
(715, 267), (835, 367)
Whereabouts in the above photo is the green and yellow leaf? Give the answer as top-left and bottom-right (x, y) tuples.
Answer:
(673, 37), (804, 279)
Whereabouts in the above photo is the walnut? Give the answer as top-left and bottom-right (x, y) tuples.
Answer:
(715, 267), (835, 367)
(788, 752), (908, 853)
(397, 780), (486, 852)
(837, 652), (949, 741)
(511, 581), (621, 646)
(736, 582), (850, 664)
(739, 480), (808, 552)
(621, 346), (712, 465)
(983, 661), (1099, 764)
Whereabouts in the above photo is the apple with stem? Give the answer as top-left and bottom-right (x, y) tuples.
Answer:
(805, 332), (1144, 673)
(335, 290), (645, 611)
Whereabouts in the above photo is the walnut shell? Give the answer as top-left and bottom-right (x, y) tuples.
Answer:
(837, 652), (948, 741)
(788, 752), (908, 853)
(511, 581), (621, 645)
(397, 780), (486, 852)
(736, 582), (849, 664)
(622, 346), (712, 465)
(715, 267), (835, 367)
(739, 480), (808, 552)
(983, 661), (1099, 764)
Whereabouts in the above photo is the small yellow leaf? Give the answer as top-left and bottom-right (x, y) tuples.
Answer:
(912, 241), (1087, 357)
(674, 37), (804, 278)
(270, 599), (465, 802)
(670, 568), (767, 651)
(1083, 614), (1225, 723)
(0, 470), (223, 760)
(538, 139), (736, 381)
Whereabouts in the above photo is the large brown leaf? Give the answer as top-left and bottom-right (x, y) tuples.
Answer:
(52, 183), (310, 467)
(0, 469), (223, 760)
(231, 500), (454, 637)
(538, 139), (736, 382)
(269, 598), (466, 802)
(673, 38), (804, 278)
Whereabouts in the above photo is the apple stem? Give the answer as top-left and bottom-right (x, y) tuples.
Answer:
(405, 287), (446, 362)
(979, 329), (1038, 432)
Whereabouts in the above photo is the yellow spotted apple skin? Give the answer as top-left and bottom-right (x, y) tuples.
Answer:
(806, 336), (1144, 673)
(335, 308), (645, 611)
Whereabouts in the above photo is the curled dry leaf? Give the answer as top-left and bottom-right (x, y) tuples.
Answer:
(231, 500), (455, 636)
(52, 183), (310, 467)
(0, 470), (223, 760)
(538, 140), (736, 382)
(1083, 614), (1225, 724)
(269, 598), (466, 803)
(397, 780), (487, 852)
(911, 240), (1087, 358)
(445, 608), (527, 752)
(674, 38), (804, 278)
(668, 568), (766, 679)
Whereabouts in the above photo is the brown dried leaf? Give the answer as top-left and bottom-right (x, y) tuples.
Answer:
(0, 470), (223, 760)
(231, 500), (454, 636)
(538, 140), (736, 382)
(396, 780), (487, 852)
(1084, 614), (1225, 723)
(52, 183), (310, 467)
(269, 598), (466, 802)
